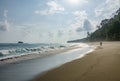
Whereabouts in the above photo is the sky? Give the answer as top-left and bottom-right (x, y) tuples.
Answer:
(0, 0), (119, 43)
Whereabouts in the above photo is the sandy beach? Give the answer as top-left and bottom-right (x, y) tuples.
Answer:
(0, 43), (91, 81)
(32, 42), (120, 81)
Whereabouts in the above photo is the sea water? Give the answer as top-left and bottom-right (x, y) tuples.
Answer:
(0, 43), (66, 60)
(0, 43), (96, 81)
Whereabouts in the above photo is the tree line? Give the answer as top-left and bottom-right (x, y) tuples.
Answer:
(67, 8), (120, 43)
(88, 8), (120, 41)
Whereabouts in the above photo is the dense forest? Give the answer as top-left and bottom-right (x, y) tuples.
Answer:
(89, 8), (120, 41)
(68, 8), (120, 42)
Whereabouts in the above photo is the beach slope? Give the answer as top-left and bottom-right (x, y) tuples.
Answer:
(33, 42), (120, 81)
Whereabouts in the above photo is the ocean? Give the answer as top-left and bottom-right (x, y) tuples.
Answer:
(0, 43), (66, 60)
(0, 43), (96, 81)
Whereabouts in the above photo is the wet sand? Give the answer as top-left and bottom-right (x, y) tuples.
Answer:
(32, 42), (120, 81)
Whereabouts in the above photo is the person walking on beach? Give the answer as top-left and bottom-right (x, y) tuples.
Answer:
(100, 41), (102, 46)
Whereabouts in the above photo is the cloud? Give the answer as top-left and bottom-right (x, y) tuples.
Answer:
(81, 0), (88, 3)
(0, 20), (10, 31)
(16, 24), (38, 37)
(57, 30), (64, 37)
(83, 19), (93, 30)
(95, 0), (120, 18)
(70, 10), (93, 32)
(66, 0), (88, 5)
(73, 11), (88, 19)
(0, 10), (10, 31)
(4, 10), (8, 18)
(76, 19), (92, 32)
(95, 8), (104, 17)
(35, 1), (65, 15)
(70, 10), (88, 32)
(76, 27), (84, 32)
(48, 32), (54, 37)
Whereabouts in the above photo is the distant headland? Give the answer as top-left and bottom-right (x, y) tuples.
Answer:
(18, 41), (24, 43)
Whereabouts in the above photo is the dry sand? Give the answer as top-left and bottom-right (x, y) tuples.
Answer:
(32, 42), (120, 81)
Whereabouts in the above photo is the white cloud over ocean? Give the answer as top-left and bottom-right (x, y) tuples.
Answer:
(0, 10), (10, 31)
(0, 0), (119, 43)
(35, 1), (65, 15)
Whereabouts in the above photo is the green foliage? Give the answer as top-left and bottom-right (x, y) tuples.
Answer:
(89, 8), (120, 41)
(67, 8), (120, 43)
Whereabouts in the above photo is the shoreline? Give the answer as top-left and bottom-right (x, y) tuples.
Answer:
(0, 44), (81, 65)
(0, 43), (95, 81)
(32, 41), (120, 81)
